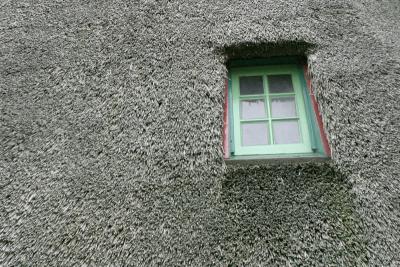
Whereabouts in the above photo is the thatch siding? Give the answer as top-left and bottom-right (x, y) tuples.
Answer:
(1, 0), (399, 265)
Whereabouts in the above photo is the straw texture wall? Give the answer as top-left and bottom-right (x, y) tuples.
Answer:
(1, 0), (399, 265)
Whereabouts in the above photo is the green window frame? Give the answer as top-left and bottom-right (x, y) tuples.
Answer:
(226, 59), (329, 160)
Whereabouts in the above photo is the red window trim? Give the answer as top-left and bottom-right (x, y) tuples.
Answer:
(303, 65), (331, 157)
(223, 79), (230, 159)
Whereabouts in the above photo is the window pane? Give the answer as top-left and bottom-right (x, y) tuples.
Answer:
(239, 76), (264, 95)
(272, 120), (301, 144)
(241, 99), (266, 119)
(241, 122), (269, 146)
(268, 75), (294, 93)
(271, 97), (297, 118)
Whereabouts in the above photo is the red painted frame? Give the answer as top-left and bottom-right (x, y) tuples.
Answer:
(303, 65), (331, 156)
(223, 79), (230, 159)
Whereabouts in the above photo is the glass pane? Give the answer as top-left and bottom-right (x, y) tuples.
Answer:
(241, 122), (269, 146)
(239, 76), (264, 95)
(272, 120), (301, 144)
(268, 75), (294, 93)
(271, 97), (297, 118)
(241, 99), (266, 119)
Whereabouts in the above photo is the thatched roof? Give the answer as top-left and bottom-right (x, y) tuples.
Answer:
(1, 0), (399, 265)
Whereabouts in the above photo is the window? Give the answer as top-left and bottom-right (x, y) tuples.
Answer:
(223, 58), (330, 160)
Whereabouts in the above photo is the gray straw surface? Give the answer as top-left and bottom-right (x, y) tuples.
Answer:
(1, 0), (399, 265)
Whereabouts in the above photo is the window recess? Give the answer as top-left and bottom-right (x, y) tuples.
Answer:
(223, 57), (331, 162)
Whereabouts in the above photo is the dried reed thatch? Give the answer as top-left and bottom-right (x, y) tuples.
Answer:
(1, 0), (399, 265)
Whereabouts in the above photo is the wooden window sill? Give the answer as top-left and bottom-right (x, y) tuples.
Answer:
(225, 153), (330, 166)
